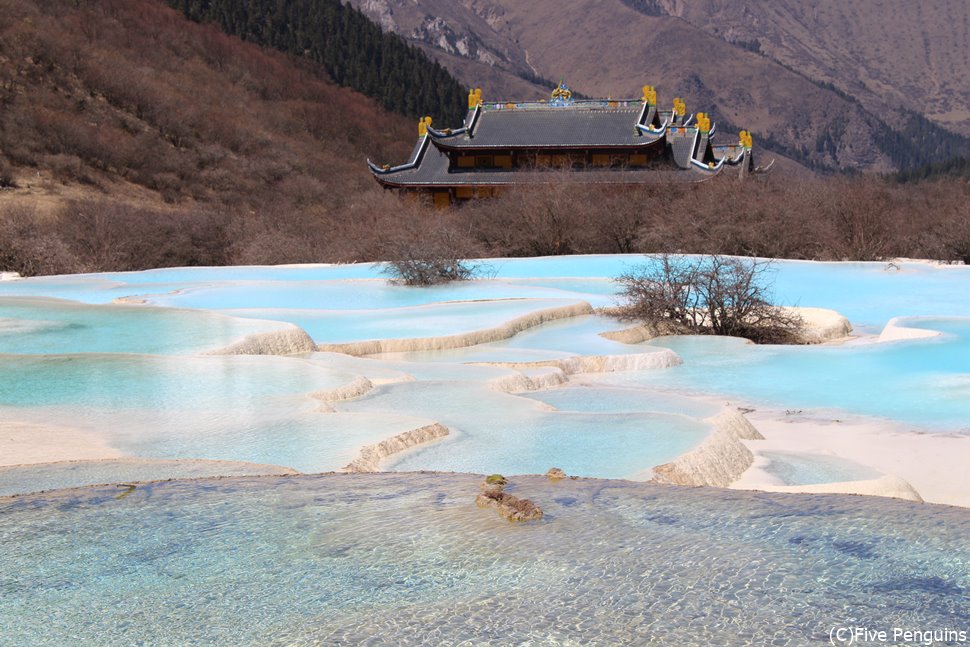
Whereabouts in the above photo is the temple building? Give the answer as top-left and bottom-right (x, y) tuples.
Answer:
(368, 83), (768, 206)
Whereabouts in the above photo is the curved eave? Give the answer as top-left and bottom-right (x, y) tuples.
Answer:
(367, 159), (390, 174)
(690, 156), (726, 173)
(373, 174), (421, 188)
(466, 103), (483, 133)
(713, 146), (746, 166)
(755, 159), (776, 173)
(636, 101), (650, 126)
(426, 125), (467, 139)
(636, 113), (670, 136)
(367, 135), (431, 176)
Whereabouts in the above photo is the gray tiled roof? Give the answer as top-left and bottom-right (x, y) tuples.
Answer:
(434, 106), (658, 149)
(372, 141), (715, 187)
(669, 131), (697, 169)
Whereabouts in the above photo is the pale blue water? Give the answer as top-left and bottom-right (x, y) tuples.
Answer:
(2, 259), (969, 644)
(337, 379), (709, 479)
(1, 256), (969, 490)
(761, 451), (883, 486)
(379, 314), (651, 363)
(0, 473), (966, 645)
(526, 384), (722, 418)
(223, 298), (582, 343)
(0, 297), (283, 355)
(0, 459), (294, 497)
(603, 317), (970, 430)
(146, 279), (603, 310)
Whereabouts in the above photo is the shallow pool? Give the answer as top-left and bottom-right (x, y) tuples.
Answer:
(1, 257), (969, 492)
(0, 473), (966, 645)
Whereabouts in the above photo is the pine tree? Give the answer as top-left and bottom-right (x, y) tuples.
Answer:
(171, 0), (468, 125)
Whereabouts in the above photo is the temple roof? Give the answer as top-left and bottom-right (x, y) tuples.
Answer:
(430, 102), (661, 150)
(371, 137), (717, 187)
(366, 96), (757, 188)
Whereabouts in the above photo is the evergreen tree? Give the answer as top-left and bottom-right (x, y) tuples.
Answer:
(172, 0), (467, 124)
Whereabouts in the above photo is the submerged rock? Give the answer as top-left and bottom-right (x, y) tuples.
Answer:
(476, 490), (544, 522)
(475, 475), (543, 522)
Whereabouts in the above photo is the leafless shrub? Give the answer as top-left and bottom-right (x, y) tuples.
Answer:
(380, 223), (487, 286)
(615, 253), (804, 344)
(0, 204), (79, 276)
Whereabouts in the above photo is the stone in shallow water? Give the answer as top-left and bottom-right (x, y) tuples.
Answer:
(476, 475), (543, 522)
(475, 489), (544, 522)
(0, 473), (967, 645)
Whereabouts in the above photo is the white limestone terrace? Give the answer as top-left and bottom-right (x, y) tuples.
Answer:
(0, 256), (968, 506)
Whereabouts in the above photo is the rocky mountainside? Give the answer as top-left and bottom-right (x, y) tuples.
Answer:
(642, 0), (970, 132)
(348, 0), (970, 173)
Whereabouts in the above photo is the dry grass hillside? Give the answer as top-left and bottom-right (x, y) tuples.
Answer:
(350, 0), (970, 172)
(0, 0), (413, 216)
(3, 0), (969, 278)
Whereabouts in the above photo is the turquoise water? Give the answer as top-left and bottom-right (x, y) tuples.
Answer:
(1, 259), (969, 644)
(337, 379), (709, 479)
(1, 256), (969, 491)
(0, 473), (966, 645)
(0, 297), (283, 355)
(0, 354), (351, 409)
(223, 298), (582, 343)
(0, 353), (438, 473)
(596, 317), (970, 430)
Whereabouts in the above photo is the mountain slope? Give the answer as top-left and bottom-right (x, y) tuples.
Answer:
(640, 0), (970, 132)
(170, 0), (469, 123)
(0, 0), (413, 213)
(349, 0), (970, 172)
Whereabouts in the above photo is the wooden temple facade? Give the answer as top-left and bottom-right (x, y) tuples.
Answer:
(368, 83), (767, 205)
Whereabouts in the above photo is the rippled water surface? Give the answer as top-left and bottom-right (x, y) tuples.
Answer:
(0, 473), (967, 646)
(1, 257), (970, 490)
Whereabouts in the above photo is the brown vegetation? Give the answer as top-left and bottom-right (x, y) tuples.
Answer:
(379, 219), (487, 285)
(4, 173), (970, 276)
(614, 254), (804, 344)
(0, 0), (413, 268)
(2, 1), (969, 277)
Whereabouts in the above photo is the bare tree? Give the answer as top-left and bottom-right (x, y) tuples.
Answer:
(380, 223), (487, 286)
(614, 254), (804, 344)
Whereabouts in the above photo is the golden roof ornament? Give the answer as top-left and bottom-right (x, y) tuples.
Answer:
(551, 80), (574, 106)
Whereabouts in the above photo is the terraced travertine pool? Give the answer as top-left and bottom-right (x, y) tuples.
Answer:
(1, 257), (970, 491)
(1, 256), (968, 643)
